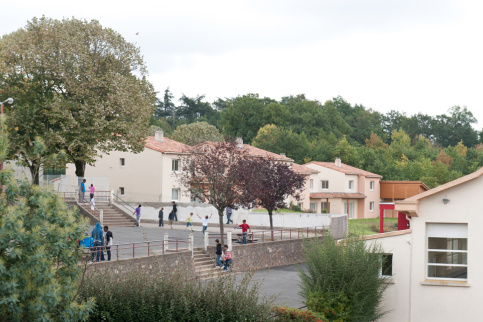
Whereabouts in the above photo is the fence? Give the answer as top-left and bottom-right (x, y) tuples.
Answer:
(85, 234), (193, 262)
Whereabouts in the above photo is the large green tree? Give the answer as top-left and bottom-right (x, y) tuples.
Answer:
(0, 17), (156, 182)
(171, 121), (224, 146)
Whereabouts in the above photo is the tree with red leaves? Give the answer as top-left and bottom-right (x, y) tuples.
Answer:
(179, 142), (256, 245)
(251, 158), (306, 232)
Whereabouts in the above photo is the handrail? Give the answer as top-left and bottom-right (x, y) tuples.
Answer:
(85, 238), (191, 262)
(112, 193), (136, 212)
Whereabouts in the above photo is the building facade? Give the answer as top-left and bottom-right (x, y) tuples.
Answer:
(305, 158), (382, 219)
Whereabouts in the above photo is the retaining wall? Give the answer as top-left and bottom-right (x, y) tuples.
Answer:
(206, 236), (324, 272)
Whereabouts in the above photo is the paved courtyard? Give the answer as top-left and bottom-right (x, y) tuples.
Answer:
(86, 223), (307, 307)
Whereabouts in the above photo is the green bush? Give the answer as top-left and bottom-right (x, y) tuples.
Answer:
(299, 233), (389, 321)
(0, 177), (92, 321)
(80, 264), (274, 321)
(273, 307), (323, 322)
(306, 291), (351, 321)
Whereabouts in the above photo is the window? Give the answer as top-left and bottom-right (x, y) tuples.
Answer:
(321, 202), (328, 211)
(119, 187), (125, 196)
(427, 223), (468, 280)
(310, 202), (316, 212)
(369, 201), (374, 212)
(381, 254), (393, 277)
(172, 159), (180, 172)
(321, 180), (329, 190)
(310, 179), (314, 190)
(171, 188), (179, 201)
(348, 180), (354, 190)
(370, 180), (374, 191)
(120, 158), (125, 167)
(297, 202), (303, 209)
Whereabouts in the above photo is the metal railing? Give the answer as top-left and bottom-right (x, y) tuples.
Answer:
(85, 238), (191, 262)
(112, 193), (136, 212)
(233, 226), (326, 244)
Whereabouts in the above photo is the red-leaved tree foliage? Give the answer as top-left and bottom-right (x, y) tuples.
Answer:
(250, 158), (306, 232)
(179, 142), (256, 245)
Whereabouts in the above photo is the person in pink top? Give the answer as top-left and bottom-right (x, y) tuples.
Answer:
(222, 245), (232, 272)
(89, 184), (95, 201)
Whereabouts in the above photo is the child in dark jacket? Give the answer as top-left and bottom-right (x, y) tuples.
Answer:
(215, 239), (223, 268)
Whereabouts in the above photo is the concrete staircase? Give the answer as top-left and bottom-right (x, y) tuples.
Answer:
(78, 202), (136, 227)
(193, 249), (228, 279)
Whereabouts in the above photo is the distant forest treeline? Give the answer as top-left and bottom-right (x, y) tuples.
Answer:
(151, 89), (483, 188)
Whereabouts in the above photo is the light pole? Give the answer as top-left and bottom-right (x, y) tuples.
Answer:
(0, 97), (14, 173)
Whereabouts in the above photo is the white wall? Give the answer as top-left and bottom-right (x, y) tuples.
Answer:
(115, 201), (344, 229)
(407, 175), (483, 322)
(365, 231), (412, 322)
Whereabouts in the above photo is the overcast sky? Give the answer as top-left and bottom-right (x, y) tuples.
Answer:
(2, 1), (483, 128)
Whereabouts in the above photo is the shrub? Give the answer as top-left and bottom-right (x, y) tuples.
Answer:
(299, 232), (389, 321)
(273, 307), (323, 322)
(306, 291), (351, 321)
(79, 264), (274, 321)
(0, 177), (92, 321)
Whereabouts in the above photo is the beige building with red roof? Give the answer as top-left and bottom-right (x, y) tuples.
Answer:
(305, 158), (382, 219)
(66, 131), (192, 202)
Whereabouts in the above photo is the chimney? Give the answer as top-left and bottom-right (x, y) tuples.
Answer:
(235, 137), (243, 149)
(335, 158), (342, 167)
(155, 130), (164, 142)
(280, 153), (286, 157)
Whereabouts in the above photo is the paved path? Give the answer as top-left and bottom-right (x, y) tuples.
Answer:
(249, 264), (306, 308)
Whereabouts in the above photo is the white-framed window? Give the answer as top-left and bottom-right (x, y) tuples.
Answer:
(171, 188), (179, 201)
(380, 254), (393, 277)
(321, 180), (329, 190)
(119, 187), (125, 196)
(310, 202), (316, 212)
(310, 179), (314, 190)
(370, 180), (374, 191)
(427, 223), (468, 280)
(297, 202), (303, 209)
(348, 180), (354, 190)
(120, 158), (125, 167)
(172, 159), (180, 172)
(321, 202), (328, 211)
(369, 201), (374, 212)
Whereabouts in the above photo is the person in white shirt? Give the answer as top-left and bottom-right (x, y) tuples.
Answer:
(90, 197), (95, 215)
(197, 213), (212, 235)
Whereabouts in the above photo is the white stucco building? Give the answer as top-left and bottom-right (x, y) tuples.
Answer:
(370, 166), (483, 322)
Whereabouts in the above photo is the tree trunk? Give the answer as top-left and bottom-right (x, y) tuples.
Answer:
(28, 161), (41, 185)
(218, 208), (225, 245)
(74, 160), (86, 177)
(269, 209), (274, 241)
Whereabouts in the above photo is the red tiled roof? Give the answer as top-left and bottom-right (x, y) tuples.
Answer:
(240, 144), (293, 161)
(145, 136), (190, 154)
(193, 141), (293, 161)
(306, 161), (382, 178)
(292, 163), (319, 175)
(310, 192), (366, 199)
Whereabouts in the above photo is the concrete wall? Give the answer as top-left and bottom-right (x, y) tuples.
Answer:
(114, 200), (347, 232)
(87, 249), (194, 274)
(206, 236), (324, 272)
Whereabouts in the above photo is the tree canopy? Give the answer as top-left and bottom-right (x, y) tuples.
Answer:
(171, 122), (224, 146)
(0, 16), (156, 182)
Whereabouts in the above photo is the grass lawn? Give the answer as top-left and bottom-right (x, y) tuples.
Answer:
(348, 217), (398, 236)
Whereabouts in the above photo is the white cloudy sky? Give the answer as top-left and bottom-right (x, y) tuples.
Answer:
(2, 0), (483, 127)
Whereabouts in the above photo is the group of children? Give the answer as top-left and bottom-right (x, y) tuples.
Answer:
(215, 239), (232, 271)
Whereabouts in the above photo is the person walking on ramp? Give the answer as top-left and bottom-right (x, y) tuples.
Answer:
(158, 207), (164, 227)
